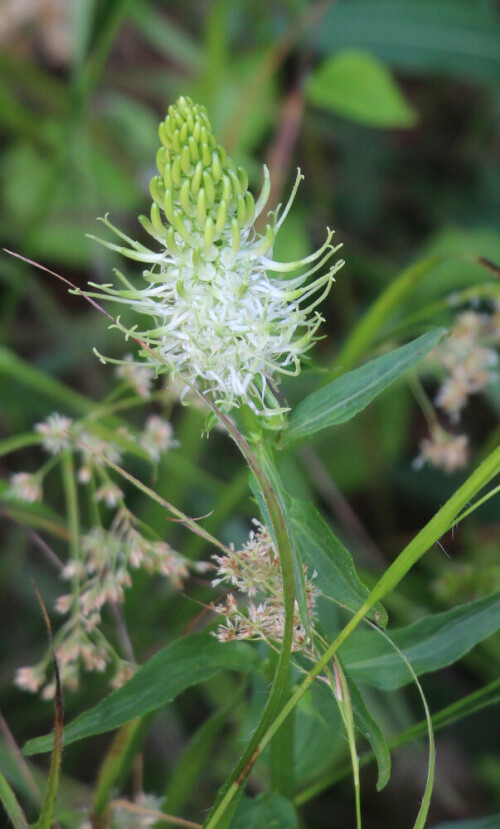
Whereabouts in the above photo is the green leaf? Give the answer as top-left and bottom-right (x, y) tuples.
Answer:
(285, 329), (445, 444)
(229, 792), (298, 829)
(306, 50), (417, 128)
(23, 633), (257, 755)
(346, 675), (391, 791)
(0, 772), (30, 829)
(430, 818), (500, 829)
(341, 592), (500, 690)
(312, 1), (500, 85)
(288, 498), (388, 627)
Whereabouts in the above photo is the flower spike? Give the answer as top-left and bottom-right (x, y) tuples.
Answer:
(90, 95), (343, 416)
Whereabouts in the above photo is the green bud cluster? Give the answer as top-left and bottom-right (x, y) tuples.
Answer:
(146, 96), (256, 255)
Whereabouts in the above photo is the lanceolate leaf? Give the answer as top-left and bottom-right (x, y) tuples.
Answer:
(289, 498), (388, 627)
(285, 329), (445, 444)
(23, 633), (257, 755)
(341, 592), (500, 690)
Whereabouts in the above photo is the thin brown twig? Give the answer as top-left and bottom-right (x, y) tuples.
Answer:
(260, 85), (306, 231)
(221, 0), (334, 153)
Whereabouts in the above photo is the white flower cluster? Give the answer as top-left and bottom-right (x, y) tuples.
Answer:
(88, 95), (343, 417)
(416, 305), (499, 473)
(414, 430), (469, 474)
(211, 520), (318, 656)
(15, 507), (194, 698)
(12, 409), (181, 698)
(433, 309), (498, 421)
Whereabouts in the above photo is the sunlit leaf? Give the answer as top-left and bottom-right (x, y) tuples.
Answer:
(306, 50), (417, 128)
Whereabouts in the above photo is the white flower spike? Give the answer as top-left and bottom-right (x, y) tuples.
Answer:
(88, 96), (344, 417)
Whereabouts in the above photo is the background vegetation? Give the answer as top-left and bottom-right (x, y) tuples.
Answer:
(0, 2), (499, 827)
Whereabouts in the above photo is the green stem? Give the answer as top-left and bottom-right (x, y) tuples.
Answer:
(61, 450), (80, 578)
(409, 374), (440, 432)
(201, 411), (295, 828)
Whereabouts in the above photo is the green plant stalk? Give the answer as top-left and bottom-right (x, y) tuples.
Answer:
(202, 416), (296, 828)
(206, 443), (500, 825)
(269, 655), (295, 801)
(61, 450), (80, 586)
(0, 771), (30, 829)
(409, 374), (440, 432)
(454, 484), (500, 525)
(74, 439), (230, 554)
(33, 585), (64, 829)
(332, 659), (361, 829)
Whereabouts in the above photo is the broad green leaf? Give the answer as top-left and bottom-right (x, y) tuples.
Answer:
(285, 329), (445, 443)
(341, 592), (500, 690)
(0, 772), (30, 829)
(346, 675), (391, 791)
(430, 818), (500, 829)
(23, 633), (257, 755)
(229, 792), (298, 829)
(306, 50), (417, 128)
(312, 1), (500, 85)
(289, 498), (388, 627)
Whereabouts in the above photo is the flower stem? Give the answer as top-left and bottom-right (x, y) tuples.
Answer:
(202, 409), (295, 828)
